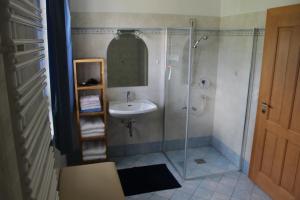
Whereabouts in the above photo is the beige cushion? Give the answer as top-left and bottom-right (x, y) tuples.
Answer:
(59, 162), (125, 200)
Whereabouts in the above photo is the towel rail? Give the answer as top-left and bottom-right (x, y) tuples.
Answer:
(14, 54), (45, 70)
(38, 161), (55, 200)
(2, 0), (58, 199)
(10, 13), (43, 29)
(31, 149), (54, 198)
(25, 123), (50, 164)
(21, 99), (47, 138)
(18, 76), (46, 106)
(28, 142), (50, 190)
(12, 39), (44, 45)
(46, 171), (57, 200)
(9, 1), (42, 21)
(17, 68), (46, 94)
(19, 83), (46, 117)
(47, 172), (58, 200)
(14, 47), (44, 56)
(19, 0), (42, 13)
(29, 146), (52, 195)
(24, 107), (48, 150)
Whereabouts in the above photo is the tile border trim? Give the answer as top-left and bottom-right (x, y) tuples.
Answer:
(71, 27), (265, 36)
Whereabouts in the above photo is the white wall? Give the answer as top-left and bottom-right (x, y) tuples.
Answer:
(221, 0), (300, 16)
(70, 0), (221, 16)
(71, 0), (299, 17)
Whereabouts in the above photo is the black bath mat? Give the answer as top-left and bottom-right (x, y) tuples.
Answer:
(117, 164), (181, 196)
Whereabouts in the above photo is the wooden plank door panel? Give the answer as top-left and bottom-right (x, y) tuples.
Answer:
(250, 4), (300, 200)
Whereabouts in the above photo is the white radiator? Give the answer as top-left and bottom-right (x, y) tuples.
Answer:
(1, 0), (59, 199)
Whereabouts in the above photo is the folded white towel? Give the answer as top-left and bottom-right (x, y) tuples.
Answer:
(81, 132), (105, 138)
(82, 154), (106, 161)
(82, 129), (105, 135)
(82, 148), (106, 157)
(81, 102), (101, 107)
(80, 95), (100, 105)
(81, 105), (101, 110)
(80, 95), (100, 101)
(82, 141), (106, 156)
(80, 118), (105, 131)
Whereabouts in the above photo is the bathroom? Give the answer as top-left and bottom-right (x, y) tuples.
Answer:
(1, 1), (300, 200)
(69, 0), (264, 177)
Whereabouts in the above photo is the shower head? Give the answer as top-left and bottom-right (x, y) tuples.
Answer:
(193, 35), (208, 48)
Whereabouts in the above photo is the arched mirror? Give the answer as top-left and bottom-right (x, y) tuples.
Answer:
(107, 30), (148, 87)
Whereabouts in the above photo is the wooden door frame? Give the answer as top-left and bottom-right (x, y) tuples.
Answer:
(249, 3), (300, 182)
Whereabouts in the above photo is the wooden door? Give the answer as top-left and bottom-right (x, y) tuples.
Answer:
(250, 4), (300, 200)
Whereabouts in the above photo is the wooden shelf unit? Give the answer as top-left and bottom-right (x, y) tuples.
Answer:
(73, 58), (107, 163)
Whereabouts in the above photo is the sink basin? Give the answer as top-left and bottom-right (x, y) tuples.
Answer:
(109, 99), (158, 118)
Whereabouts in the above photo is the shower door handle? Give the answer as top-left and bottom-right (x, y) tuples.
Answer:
(167, 65), (172, 80)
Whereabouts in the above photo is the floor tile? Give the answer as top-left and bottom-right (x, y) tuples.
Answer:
(215, 183), (235, 196)
(193, 186), (214, 199)
(155, 189), (177, 199)
(211, 193), (231, 200)
(170, 190), (191, 200)
(165, 146), (239, 178)
(128, 192), (154, 199)
(149, 194), (169, 200)
(113, 151), (272, 200)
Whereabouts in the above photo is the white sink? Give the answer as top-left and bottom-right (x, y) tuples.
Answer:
(109, 99), (158, 119)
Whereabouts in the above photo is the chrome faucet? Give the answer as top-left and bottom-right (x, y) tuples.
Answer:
(126, 91), (130, 103)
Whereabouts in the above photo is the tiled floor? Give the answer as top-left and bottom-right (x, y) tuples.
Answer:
(110, 152), (272, 200)
(165, 146), (239, 178)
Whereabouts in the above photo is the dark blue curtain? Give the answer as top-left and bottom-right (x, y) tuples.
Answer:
(47, 0), (78, 164)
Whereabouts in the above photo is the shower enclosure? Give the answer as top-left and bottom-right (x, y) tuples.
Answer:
(162, 27), (262, 179)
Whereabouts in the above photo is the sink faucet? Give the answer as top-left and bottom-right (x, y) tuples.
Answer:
(126, 91), (130, 103)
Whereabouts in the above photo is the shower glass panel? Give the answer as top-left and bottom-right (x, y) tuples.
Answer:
(163, 28), (192, 177)
(163, 28), (262, 180)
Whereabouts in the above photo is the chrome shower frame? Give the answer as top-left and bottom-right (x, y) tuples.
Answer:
(162, 27), (261, 180)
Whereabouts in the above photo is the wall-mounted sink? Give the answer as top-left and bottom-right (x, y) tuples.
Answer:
(109, 99), (158, 119)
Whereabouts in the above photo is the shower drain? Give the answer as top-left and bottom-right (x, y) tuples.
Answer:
(177, 158), (206, 167)
(194, 159), (206, 164)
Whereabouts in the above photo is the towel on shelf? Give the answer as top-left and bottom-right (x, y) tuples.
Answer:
(81, 129), (105, 135)
(80, 118), (105, 138)
(80, 95), (102, 112)
(81, 132), (105, 138)
(82, 154), (106, 161)
(80, 118), (105, 131)
(82, 141), (106, 156)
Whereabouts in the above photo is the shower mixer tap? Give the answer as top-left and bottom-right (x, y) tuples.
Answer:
(126, 91), (130, 103)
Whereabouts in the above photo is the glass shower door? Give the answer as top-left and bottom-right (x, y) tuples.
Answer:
(163, 28), (193, 177)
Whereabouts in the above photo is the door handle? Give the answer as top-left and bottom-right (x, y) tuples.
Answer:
(262, 101), (271, 113)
